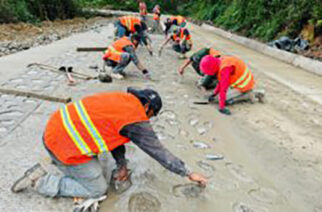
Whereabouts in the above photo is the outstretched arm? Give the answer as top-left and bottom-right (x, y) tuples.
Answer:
(159, 36), (172, 55)
(124, 46), (146, 72)
(120, 121), (207, 185)
(178, 59), (192, 75)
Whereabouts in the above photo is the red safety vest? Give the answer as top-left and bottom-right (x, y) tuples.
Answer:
(153, 8), (160, 20)
(218, 56), (255, 92)
(103, 37), (134, 62)
(44, 92), (149, 165)
(139, 2), (147, 16)
(119, 16), (142, 33)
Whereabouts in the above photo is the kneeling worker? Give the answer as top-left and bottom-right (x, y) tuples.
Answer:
(103, 35), (151, 80)
(159, 27), (192, 58)
(11, 88), (207, 199)
(164, 16), (187, 37)
(200, 55), (257, 115)
(115, 16), (152, 55)
(179, 47), (222, 90)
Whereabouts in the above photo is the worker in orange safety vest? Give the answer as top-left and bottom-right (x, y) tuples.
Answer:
(159, 27), (192, 58)
(11, 88), (208, 200)
(114, 16), (153, 55)
(200, 55), (265, 115)
(164, 15), (187, 37)
(102, 36), (151, 80)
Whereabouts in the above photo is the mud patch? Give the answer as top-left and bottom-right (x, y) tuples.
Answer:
(197, 161), (215, 173)
(128, 192), (161, 212)
(226, 163), (255, 183)
(248, 187), (280, 204)
(172, 183), (204, 198)
(232, 202), (268, 212)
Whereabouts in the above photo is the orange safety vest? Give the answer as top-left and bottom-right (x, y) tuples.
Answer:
(218, 56), (254, 92)
(119, 16), (142, 33)
(170, 16), (186, 25)
(44, 92), (149, 165)
(172, 28), (192, 43)
(209, 48), (221, 57)
(103, 37), (134, 62)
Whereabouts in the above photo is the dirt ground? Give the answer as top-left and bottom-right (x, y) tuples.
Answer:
(0, 16), (322, 212)
(0, 17), (109, 57)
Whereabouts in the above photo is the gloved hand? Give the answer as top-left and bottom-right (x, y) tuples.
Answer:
(208, 94), (216, 102)
(73, 195), (107, 212)
(142, 69), (152, 80)
(218, 108), (231, 115)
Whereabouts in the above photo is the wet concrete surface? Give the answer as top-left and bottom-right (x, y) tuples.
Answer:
(0, 17), (321, 212)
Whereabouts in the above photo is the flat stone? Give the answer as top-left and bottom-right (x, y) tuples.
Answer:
(128, 192), (161, 212)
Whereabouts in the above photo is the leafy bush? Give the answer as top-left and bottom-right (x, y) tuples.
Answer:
(0, 0), (79, 23)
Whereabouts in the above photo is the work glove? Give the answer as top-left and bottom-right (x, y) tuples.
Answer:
(73, 195), (107, 212)
(218, 108), (231, 115)
(208, 94), (216, 102)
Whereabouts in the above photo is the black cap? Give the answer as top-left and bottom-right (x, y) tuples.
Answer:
(127, 87), (162, 116)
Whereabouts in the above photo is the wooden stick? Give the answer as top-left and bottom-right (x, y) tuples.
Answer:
(27, 63), (94, 80)
(76, 47), (107, 52)
(0, 88), (72, 103)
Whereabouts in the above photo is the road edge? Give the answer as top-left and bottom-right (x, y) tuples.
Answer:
(201, 23), (322, 76)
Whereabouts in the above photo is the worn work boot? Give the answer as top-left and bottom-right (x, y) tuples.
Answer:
(111, 72), (124, 80)
(254, 89), (265, 103)
(11, 163), (47, 193)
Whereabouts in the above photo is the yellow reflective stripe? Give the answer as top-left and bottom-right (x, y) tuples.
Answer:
(108, 46), (122, 55)
(74, 101), (109, 153)
(60, 106), (92, 155)
(125, 17), (131, 31)
(236, 72), (252, 88)
(231, 67), (250, 87)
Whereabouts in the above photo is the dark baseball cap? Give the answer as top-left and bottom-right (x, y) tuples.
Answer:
(127, 87), (162, 116)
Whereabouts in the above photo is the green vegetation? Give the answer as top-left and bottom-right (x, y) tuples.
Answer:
(0, 0), (321, 42)
(0, 0), (79, 23)
(186, 0), (322, 41)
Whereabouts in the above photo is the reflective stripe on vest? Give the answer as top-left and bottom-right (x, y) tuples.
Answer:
(60, 106), (92, 155)
(60, 100), (110, 155)
(106, 46), (122, 56)
(74, 101), (109, 153)
(125, 17), (131, 31)
(231, 67), (251, 89)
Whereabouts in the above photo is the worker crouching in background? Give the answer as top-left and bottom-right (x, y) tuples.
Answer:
(179, 47), (222, 90)
(102, 35), (151, 80)
(159, 27), (192, 59)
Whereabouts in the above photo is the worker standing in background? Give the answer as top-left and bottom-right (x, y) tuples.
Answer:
(199, 55), (258, 115)
(114, 16), (153, 55)
(164, 16), (187, 37)
(179, 47), (222, 90)
(102, 36), (151, 80)
(139, 1), (147, 22)
(152, 4), (161, 33)
(159, 27), (192, 59)
(11, 88), (208, 200)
